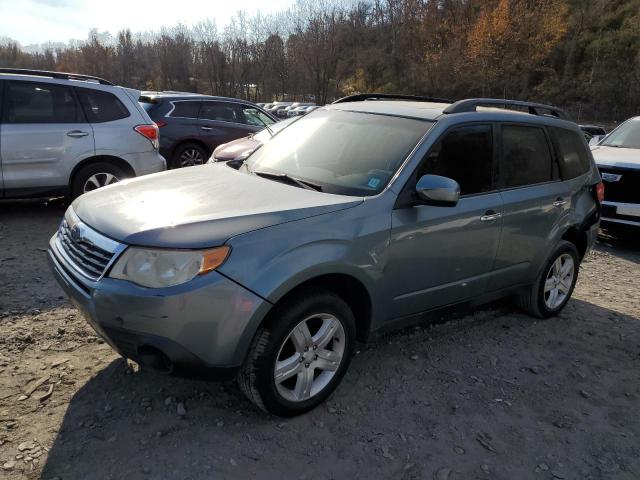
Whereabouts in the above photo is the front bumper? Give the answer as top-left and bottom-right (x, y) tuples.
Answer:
(601, 201), (640, 227)
(48, 235), (271, 374)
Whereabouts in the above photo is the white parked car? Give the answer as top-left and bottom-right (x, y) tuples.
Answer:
(591, 116), (640, 227)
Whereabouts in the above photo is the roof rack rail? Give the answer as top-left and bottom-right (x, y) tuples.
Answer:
(0, 68), (113, 85)
(333, 93), (453, 104)
(443, 98), (569, 119)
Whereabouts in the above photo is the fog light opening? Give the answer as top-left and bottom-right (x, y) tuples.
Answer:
(137, 345), (173, 374)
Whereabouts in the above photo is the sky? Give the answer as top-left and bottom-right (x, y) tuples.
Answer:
(0, 0), (297, 45)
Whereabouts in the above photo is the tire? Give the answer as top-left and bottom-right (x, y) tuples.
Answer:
(238, 288), (356, 417)
(516, 240), (580, 318)
(171, 143), (208, 169)
(71, 162), (129, 199)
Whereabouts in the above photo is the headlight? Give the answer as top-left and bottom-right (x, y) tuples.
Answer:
(109, 246), (230, 288)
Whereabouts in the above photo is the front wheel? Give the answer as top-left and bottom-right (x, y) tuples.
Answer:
(238, 288), (355, 416)
(516, 240), (580, 318)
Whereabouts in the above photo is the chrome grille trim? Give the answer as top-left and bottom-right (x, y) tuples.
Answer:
(54, 213), (124, 281)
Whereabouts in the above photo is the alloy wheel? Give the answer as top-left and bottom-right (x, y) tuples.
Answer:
(180, 148), (204, 167)
(83, 172), (119, 192)
(544, 253), (575, 309)
(274, 313), (346, 402)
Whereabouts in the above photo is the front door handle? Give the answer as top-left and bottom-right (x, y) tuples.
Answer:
(66, 130), (89, 138)
(480, 210), (502, 222)
(553, 198), (568, 207)
(201, 126), (212, 131)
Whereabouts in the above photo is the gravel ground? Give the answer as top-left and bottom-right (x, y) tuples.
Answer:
(0, 200), (639, 480)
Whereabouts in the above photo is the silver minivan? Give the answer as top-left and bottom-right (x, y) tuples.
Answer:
(49, 95), (603, 416)
(0, 69), (166, 199)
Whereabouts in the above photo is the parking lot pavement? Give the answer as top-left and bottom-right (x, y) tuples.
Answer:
(1, 201), (639, 480)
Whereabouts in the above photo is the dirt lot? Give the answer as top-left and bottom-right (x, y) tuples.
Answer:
(0, 200), (639, 480)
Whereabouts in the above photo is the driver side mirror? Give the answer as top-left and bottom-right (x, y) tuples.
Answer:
(415, 174), (460, 207)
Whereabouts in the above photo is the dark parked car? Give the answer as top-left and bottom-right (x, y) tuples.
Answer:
(139, 93), (276, 168)
(211, 117), (298, 162)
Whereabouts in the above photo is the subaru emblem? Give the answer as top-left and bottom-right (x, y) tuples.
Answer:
(70, 224), (82, 242)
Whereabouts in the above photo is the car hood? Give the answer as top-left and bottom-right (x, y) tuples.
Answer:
(213, 137), (260, 161)
(72, 164), (362, 248)
(591, 145), (640, 169)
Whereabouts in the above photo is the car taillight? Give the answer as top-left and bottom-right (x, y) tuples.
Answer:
(155, 120), (167, 128)
(134, 124), (159, 149)
(596, 181), (605, 203)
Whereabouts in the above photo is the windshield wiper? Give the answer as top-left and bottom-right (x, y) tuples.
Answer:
(252, 170), (322, 191)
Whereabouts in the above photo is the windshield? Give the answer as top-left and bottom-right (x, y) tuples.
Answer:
(244, 109), (432, 196)
(601, 118), (640, 148)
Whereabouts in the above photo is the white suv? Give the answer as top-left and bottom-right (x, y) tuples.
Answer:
(591, 116), (640, 227)
(0, 69), (166, 199)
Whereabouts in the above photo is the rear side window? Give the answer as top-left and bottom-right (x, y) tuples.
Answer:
(551, 127), (591, 179)
(76, 88), (129, 123)
(169, 101), (200, 118)
(419, 124), (494, 196)
(4, 81), (82, 123)
(501, 125), (554, 188)
(200, 102), (240, 123)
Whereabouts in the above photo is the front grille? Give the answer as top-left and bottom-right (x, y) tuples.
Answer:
(57, 219), (118, 280)
(598, 166), (640, 204)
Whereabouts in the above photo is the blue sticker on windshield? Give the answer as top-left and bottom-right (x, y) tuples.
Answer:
(367, 177), (381, 188)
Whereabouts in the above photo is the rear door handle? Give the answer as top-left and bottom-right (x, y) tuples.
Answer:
(66, 130), (89, 138)
(201, 126), (212, 131)
(553, 198), (568, 207)
(480, 210), (502, 222)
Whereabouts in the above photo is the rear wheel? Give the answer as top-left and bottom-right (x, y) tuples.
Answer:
(171, 143), (208, 169)
(71, 162), (128, 199)
(238, 288), (355, 416)
(516, 240), (579, 318)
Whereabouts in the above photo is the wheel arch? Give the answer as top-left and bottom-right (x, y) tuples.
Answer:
(561, 225), (589, 260)
(69, 155), (136, 189)
(265, 272), (374, 344)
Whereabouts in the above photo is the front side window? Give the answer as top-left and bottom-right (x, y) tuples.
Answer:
(244, 109), (431, 196)
(4, 81), (82, 124)
(551, 127), (590, 179)
(76, 88), (129, 123)
(418, 124), (494, 196)
(600, 118), (640, 149)
(169, 101), (200, 119)
(501, 125), (554, 188)
(200, 102), (240, 123)
(241, 106), (275, 127)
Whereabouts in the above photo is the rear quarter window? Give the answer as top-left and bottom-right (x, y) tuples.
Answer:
(169, 101), (200, 118)
(76, 88), (130, 123)
(551, 127), (591, 179)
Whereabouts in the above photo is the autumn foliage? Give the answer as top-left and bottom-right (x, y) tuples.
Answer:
(1, 0), (639, 121)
